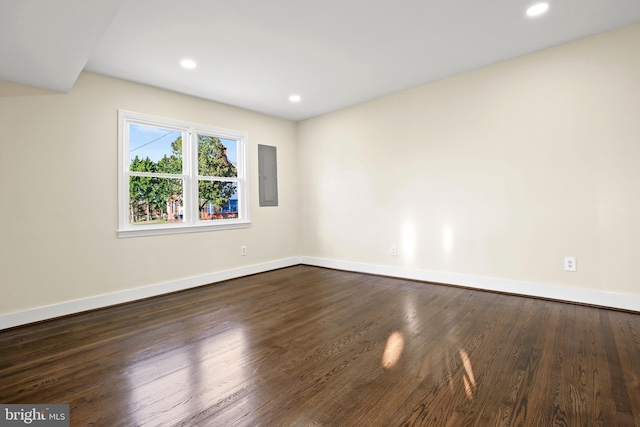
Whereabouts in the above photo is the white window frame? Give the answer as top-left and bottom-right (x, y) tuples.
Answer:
(118, 110), (250, 238)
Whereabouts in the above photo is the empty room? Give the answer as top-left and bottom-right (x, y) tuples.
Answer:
(1, 0), (640, 425)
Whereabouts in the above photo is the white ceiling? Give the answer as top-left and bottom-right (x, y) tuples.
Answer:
(2, 0), (640, 121)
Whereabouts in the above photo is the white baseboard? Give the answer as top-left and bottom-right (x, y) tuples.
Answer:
(3, 255), (638, 330)
(300, 256), (640, 312)
(0, 257), (301, 330)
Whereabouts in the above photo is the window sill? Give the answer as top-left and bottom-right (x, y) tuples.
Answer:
(118, 220), (251, 238)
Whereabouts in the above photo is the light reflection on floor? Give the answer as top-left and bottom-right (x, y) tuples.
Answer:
(382, 331), (405, 369)
(460, 349), (476, 400)
(382, 326), (477, 402)
(125, 325), (248, 425)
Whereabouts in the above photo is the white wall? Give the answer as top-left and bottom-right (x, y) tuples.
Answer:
(297, 24), (640, 308)
(0, 73), (299, 325)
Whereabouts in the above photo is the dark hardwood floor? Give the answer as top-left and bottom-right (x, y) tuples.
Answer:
(1, 265), (640, 426)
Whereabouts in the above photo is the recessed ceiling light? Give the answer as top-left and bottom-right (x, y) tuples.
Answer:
(289, 95), (301, 103)
(526, 2), (549, 17)
(180, 59), (197, 69)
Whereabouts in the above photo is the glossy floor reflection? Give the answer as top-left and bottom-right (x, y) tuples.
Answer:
(382, 331), (404, 369)
(1, 266), (640, 426)
(126, 325), (249, 426)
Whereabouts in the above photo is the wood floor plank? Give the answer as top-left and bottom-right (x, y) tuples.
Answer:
(608, 311), (640, 425)
(1, 266), (640, 426)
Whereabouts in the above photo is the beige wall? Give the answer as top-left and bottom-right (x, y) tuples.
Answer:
(2, 23), (640, 321)
(0, 73), (299, 316)
(298, 24), (640, 296)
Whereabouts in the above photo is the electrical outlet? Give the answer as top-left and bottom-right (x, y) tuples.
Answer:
(390, 245), (397, 257)
(241, 245), (247, 256)
(564, 256), (576, 272)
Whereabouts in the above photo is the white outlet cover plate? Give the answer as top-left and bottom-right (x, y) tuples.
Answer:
(564, 256), (576, 271)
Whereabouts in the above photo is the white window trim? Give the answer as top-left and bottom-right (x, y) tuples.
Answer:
(117, 110), (250, 238)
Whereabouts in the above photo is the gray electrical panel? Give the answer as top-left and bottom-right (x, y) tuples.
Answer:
(258, 144), (278, 206)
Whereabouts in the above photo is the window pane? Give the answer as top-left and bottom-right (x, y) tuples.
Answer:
(129, 177), (184, 225)
(129, 124), (182, 173)
(199, 181), (238, 221)
(197, 135), (238, 178)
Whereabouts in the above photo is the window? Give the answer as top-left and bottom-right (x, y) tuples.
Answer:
(118, 110), (249, 237)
